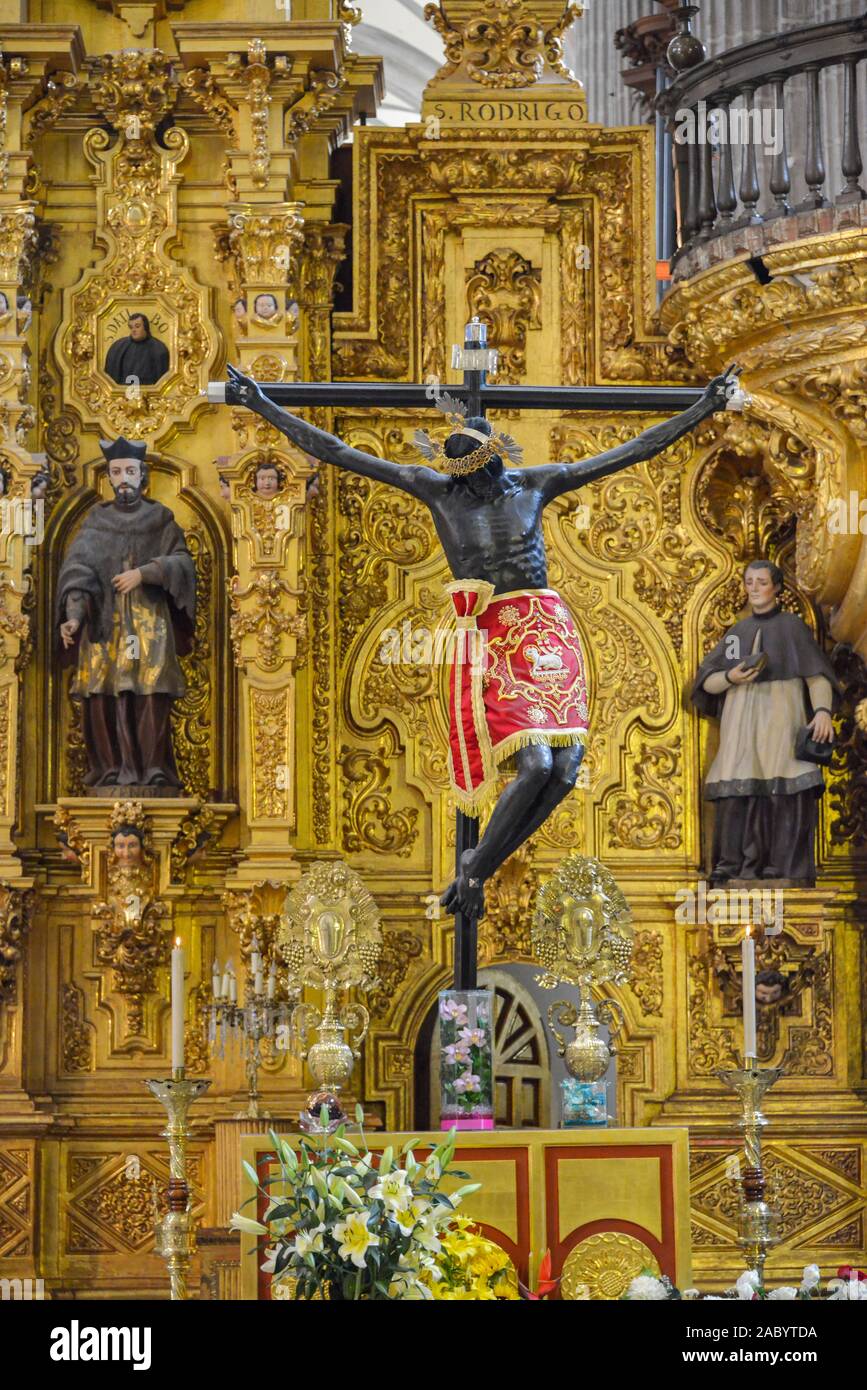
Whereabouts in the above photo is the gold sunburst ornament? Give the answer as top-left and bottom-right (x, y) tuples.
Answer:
(532, 854), (633, 991)
(414, 390), (524, 476)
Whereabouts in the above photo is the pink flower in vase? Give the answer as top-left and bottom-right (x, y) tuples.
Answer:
(443, 1042), (472, 1066)
(452, 1071), (481, 1094)
(440, 998), (468, 1023)
(458, 1026), (487, 1048)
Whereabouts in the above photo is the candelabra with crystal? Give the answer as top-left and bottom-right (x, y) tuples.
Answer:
(207, 936), (295, 1119)
(280, 860), (382, 1133)
(717, 1059), (782, 1283)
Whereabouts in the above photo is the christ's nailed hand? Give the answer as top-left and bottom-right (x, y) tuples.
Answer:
(112, 568), (142, 594)
(59, 618), (80, 649)
(702, 363), (742, 414)
(225, 363), (266, 410)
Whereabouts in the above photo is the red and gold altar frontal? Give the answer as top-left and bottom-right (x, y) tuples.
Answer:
(0, 0), (864, 1303)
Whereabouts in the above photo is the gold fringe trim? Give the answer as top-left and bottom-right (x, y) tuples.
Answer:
(451, 729), (588, 817)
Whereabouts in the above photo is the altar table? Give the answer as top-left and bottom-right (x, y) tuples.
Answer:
(238, 1126), (692, 1299)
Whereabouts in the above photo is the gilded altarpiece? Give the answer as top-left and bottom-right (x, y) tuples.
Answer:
(0, 0), (863, 1298)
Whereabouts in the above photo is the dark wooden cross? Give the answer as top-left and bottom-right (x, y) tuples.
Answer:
(213, 322), (703, 990)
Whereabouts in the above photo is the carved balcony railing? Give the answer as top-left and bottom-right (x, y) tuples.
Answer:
(657, 14), (867, 277)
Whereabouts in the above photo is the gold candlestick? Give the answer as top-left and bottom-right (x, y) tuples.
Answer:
(717, 1058), (782, 1283)
(145, 1072), (211, 1300)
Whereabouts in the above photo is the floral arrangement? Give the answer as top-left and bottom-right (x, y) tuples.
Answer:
(231, 1108), (481, 1301)
(422, 1217), (520, 1300)
(439, 992), (493, 1122)
(624, 1264), (867, 1301)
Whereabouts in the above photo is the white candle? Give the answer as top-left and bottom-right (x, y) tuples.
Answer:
(212, 959), (221, 999)
(221, 959), (231, 999)
(250, 936), (261, 974)
(228, 967), (237, 1004)
(267, 962), (276, 1000)
(171, 937), (185, 1074)
(742, 925), (757, 1059)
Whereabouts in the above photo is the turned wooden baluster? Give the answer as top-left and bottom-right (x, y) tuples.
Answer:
(684, 113), (701, 248)
(698, 111), (717, 235)
(767, 78), (791, 217)
(715, 94), (738, 226)
(800, 63), (827, 209)
(737, 84), (761, 224)
(839, 57), (865, 203)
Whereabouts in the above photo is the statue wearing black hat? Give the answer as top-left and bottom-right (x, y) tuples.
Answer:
(56, 438), (196, 791)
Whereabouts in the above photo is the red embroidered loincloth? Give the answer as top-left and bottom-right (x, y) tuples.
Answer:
(446, 580), (589, 814)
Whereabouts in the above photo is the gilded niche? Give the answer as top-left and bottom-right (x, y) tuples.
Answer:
(57, 50), (218, 442)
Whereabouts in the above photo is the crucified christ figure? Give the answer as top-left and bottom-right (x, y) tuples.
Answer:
(226, 362), (740, 918)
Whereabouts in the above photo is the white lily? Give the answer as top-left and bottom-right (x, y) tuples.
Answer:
(230, 1212), (269, 1236)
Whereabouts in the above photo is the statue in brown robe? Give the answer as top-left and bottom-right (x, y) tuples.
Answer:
(57, 439), (196, 790)
(691, 560), (837, 885)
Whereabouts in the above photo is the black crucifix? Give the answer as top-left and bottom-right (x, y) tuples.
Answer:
(212, 322), (737, 990)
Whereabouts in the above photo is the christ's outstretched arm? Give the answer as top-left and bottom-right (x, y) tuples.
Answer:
(225, 365), (443, 500)
(534, 367), (740, 504)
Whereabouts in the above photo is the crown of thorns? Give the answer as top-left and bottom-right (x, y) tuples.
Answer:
(413, 392), (523, 476)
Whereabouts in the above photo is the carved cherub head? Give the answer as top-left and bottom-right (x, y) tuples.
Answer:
(112, 823), (144, 867)
(253, 460), (283, 498)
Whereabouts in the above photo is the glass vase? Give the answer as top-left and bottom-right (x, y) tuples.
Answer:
(561, 1077), (609, 1127)
(438, 989), (494, 1130)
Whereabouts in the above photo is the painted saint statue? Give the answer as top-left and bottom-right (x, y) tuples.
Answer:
(226, 362), (738, 916)
(691, 559), (837, 884)
(57, 438), (196, 790)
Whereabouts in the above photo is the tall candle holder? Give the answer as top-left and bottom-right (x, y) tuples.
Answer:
(145, 1071), (211, 1301)
(717, 1058), (782, 1283)
(207, 943), (295, 1119)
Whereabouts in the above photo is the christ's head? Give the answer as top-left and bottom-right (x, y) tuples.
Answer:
(443, 416), (503, 492)
(744, 559), (782, 614)
(108, 456), (145, 505)
(128, 313), (150, 342)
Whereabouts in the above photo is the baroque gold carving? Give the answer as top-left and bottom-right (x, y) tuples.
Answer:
(250, 688), (291, 820)
(424, 1), (583, 89)
(478, 837), (539, 964)
(59, 51), (216, 441)
(220, 204), (305, 289)
(61, 982), (94, 1074)
(465, 247), (541, 382)
(173, 528), (213, 800)
(0, 884), (33, 1005)
(230, 570), (306, 672)
(560, 1231), (659, 1300)
(630, 929), (663, 1018)
(367, 928), (425, 1019)
(92, 802), (170, 1036)
(340, 735), (419, 858)
(605, 737), (682, 852)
